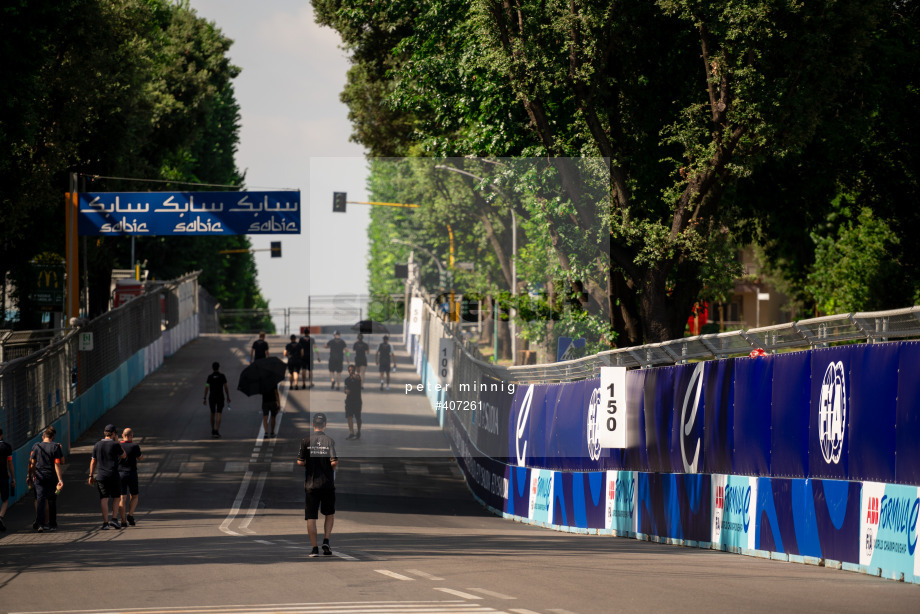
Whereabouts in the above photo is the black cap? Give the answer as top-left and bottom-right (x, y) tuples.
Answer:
(104, 424), (116, 433)
(312, 413), (327, 427)
(333, 330), (340, 335)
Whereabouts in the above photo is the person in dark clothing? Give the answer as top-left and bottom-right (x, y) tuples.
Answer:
(250, 331), (270, 363)
(325, 331), (348, 390)
(89, 424), (126, 529)
(27, 426), (64, 532)
(117, 428), (143, 526)
(376, 335), (394, 391)
(0, 427), (14, 531)
(352, 334), (369, 385)
(299, 331), (317, 389)
(203, 361), (231, 438)
(343, 364), (363, 440)
(285, 334), (303, 389)
(261, 382), (281, 438)
(296, 412), (338, 557)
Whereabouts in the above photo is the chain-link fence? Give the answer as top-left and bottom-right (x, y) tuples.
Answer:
(0, 272), (200, 447)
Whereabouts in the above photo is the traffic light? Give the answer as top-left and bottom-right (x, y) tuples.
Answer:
(270, 241), (281, 258)
(333, 192), (347, 212)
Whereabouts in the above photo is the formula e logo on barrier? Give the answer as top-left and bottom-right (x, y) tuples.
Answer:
(586, 387), (602, 461)
(680, 362), (704, 473)
(818, 361), (847, 465)
(879, 495), (920, 556)
(516, 385), (535, 467)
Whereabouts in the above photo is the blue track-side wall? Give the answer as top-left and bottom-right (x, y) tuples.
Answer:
(412, 335), (920, 584)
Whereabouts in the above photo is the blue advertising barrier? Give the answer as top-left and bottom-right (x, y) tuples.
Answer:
(417, 334), (920, 584)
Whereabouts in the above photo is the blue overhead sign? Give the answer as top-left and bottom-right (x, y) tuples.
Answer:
(77, 191), (301, 236)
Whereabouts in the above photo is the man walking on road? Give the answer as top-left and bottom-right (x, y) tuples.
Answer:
(0, 427), (16, 531)
(117, 428), (143, 526)
(376, 335), (394, 391)
(296, 412), (337, 557)
(299, 331), (317, 389)
(352, 334), (369, 385)
(262, 382), (281, 438)
(89, 424), (126, 529)
(27, 426), (64, 532)
(250, 331), (270, 363)
(343, 364), (363, 440)
(204, 362), (231, 438)
(285, 334), (302, 389)
(325, 331), (347, 390)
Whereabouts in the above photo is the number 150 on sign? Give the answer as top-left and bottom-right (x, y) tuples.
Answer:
(598, 366), (628, 448)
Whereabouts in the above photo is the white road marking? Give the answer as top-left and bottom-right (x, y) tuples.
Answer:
(406, 569), (445, 580)
(224, 461), (248, 472)
(218, 470), (253, 536)
(375, 569), (415, 581)
(361, 463), (385, 474)
(405, 465), (430, 475)
(509, 609), (544, 614)
(467, 588), (515, 600)
(238, 472), (267, 533)
(547, 609), (581, 614)
(433, 589), (483, 600)
(9, 600), (500, 614)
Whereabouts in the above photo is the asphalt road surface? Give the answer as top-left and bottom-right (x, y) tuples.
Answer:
(1, 334), (918, 614)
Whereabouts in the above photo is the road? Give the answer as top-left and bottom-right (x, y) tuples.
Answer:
(0, 334), (917, 614)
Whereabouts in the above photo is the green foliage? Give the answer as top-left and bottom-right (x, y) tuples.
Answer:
(0, 0), (268, 328)
(317, 0), (901, 349)
(807, 207), (902, 315)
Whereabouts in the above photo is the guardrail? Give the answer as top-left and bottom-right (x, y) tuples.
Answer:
(411, 283), (920, 384)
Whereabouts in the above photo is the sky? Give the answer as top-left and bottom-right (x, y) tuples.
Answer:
(188, 1), (371, 331)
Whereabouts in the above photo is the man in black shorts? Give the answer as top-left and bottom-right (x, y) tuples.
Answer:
(261, 382), (281, 438)
(296, 412), (337, 557)
(117, 428), (143, 527)
(343, 364), (363, 440)
(27, 426), (64, 532)
(89, 424), (126, 529)
(250, 331), (269, 363)
(325, 330), (347, 390)
(0, 427), (16, 531)
(352, 334), (369, 385)
(376, 335), (393, 391)
(204, 362), (231, 438)
(285, 334), (302, 389)
(299, 331), (317, 389)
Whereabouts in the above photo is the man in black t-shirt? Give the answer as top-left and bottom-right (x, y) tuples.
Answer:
(0, 427), (16, 531)
(352, 334), (369, 384)
(343, 365), (363, 440)
(250, 331), (270, 363)
(299, 332), (317, 389)
(204, 362), (231, 438)
(261, 382), (281, 438)
(89, 424), (126, 530)
(296, 413), (338, 557)
(376, 335), (394, 391)
(117, 428), (144, 527)
(28, 426), (64, 532)
(325, 331), (348, 390)
(285, 334), (302, 389)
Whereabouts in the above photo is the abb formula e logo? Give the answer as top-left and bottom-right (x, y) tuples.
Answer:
(515, 385), (535, 467)
(866, 496), (880, 526)
(680, 362), (704, 473)
(818, 361), (847, 465)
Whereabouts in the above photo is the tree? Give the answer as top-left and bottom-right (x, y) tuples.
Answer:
(316, 0), (892, 345)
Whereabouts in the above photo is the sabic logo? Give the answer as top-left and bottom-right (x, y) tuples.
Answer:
(680, 362), (704, 473)
(586, 387), (602, 461)
(866, 496), (880, 526)
(818, 361), (847, 465)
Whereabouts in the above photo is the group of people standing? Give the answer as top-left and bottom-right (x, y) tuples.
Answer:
(2, 423), (143, 533)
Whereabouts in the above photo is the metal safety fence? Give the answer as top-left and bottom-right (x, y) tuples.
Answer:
(0, 272), (200, 447)
(409, 283), (920, 389)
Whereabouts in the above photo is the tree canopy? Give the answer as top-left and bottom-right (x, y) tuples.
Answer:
(0, 0), (271, 330)
(317, 0), (920, 347)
